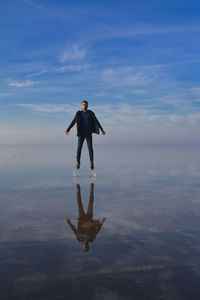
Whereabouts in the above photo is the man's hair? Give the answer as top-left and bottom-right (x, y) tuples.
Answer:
(81, 100), (88, 105)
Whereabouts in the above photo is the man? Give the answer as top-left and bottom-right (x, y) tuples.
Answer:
(65, 100), (105, 170)
(66, 183), (106, 252)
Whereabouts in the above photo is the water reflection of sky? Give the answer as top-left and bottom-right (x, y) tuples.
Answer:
(1, 145), (200, 299)
(1, 145), (200, 240)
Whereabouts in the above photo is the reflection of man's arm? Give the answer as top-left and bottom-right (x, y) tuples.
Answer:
(94, 218), (106, 237)
(101, 218), (106, 225)
(66, 218), (78, 236)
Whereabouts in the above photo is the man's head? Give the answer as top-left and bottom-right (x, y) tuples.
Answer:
(81, 100), (88, 111)
(82, 241), (89, 252)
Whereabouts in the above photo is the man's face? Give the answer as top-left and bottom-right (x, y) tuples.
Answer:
(82, 241), (89, 252)
(82, 102), (88, 111)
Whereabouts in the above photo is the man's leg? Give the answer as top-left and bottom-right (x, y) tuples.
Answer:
(86, 183), (94, 220)
(76, 136), (85, 168)
(86, 135), (94, 169)
(77, 184), (86, 219)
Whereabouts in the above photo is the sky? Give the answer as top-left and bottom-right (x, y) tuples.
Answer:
(1, 0), (200, 145)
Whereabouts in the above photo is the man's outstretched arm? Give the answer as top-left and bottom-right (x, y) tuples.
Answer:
(65, 114), (77, 135)
(93, 218), (106, 239)
(93, 114), (106, 135)
(66, 217), (78, 236)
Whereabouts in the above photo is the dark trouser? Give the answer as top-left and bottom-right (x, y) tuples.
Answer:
(77, 183), (94, 220)
(76, 135), (93, 163)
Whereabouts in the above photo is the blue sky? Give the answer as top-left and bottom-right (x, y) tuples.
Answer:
(1, 0), (200, 144)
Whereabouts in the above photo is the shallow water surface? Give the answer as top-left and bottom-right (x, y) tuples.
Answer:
(1, 145), (200, 299)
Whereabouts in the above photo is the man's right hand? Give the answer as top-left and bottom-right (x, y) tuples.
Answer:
(65, 130), (70, 136)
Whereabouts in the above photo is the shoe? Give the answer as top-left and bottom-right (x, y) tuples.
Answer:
(76, 161), (80, 169)
(90, 161), (94, 170)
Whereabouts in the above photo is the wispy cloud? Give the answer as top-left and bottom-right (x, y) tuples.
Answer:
(55, 64), (90, 72)
(8, 80), (39, 87)
(22, 0), (46, 12)
(29, 64), (90, 78)
(102, 23), (200, 39)
(94, 92), (124, 99)
(90, 103), (200, 128)
(190, 87), (200, 95)
(102, 67), (157, 88)
(14, 102), (200, 128)
(15, 103), (73, 113)
(60, 44), (87, 63)
(0, 93), (13, 98)
(187, 113), (200, 125)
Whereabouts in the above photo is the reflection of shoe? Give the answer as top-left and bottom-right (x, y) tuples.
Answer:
(76, 161), (80, 169)
(90, 161), (94, 170)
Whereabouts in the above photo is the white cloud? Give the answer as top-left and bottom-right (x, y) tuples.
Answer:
(95, 92), (124, 99)
(92, 104), (194, 128)
(8, 80), (38, 87)
(54, 64), (90, 72)
(102, 67), (156, 88)
(103, 23), (200, 39)
(169, 115), (185, 123)
(190, 87), (200, 97)
(13, 102), (200, 129)
(60, 44), (87, 63)
(22, 0), (46, 11)
(29, 64), (90, 78)
(0, 93), (13, 98)
(3, 102), (200, 146)
(29, 69), (49, 77)
(130, 89), (146, 95)
(16, 104), (72, 113)
(187, 113), (200, 125)
(185, 86), (200, 103)
(158, 95), (190, 108)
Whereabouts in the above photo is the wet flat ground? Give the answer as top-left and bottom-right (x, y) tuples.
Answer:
(1, 144), (200, 299)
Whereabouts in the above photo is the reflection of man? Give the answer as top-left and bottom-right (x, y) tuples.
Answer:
(65, 100), (105, 170)
(66, 183), (106, 252)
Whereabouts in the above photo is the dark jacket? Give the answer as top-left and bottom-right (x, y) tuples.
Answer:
(66, 110), (104, 136)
